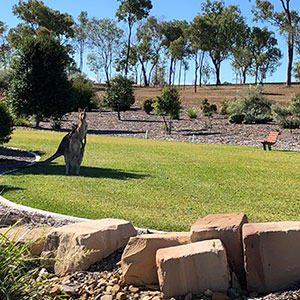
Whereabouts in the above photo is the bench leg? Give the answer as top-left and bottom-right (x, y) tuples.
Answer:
(262, 143), (266, 151)
(268, 144), (272, 151)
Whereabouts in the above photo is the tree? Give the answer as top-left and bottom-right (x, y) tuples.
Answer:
(161, 20), (188, 86)
(11, 0), (74, 43)
(193, 0), (246, 85)
(0, 21), (11, 70)
(0, 102), (14, 144)
(87, 18), (124, 83)
(153, 87), (182, 134)
(116, 0), (153, 76)
(252, 0), (300, 86)
(136, 16), (164, 86)
(249, 27), (282, 83)
(104, 74), (135, 120)
(73, 11), (89, 72)
(8, 34), (74, 127)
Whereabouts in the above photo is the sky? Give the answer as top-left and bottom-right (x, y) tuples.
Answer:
(0, 0), (299, 84)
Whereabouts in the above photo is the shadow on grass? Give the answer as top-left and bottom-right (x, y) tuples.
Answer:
(0, 185), (24, 194)
(12, 164), (149, 180)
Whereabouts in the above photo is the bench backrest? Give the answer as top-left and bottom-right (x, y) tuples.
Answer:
(267, 131), (279, 143)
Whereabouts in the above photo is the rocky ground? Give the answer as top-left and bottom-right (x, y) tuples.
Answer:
(1, 106), (300, 299)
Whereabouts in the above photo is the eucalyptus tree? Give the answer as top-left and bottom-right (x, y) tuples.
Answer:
(161, 20), (188, 86)
(116, 0), (153, 76)
(10, 0), (74, 45)
(250, 27), (282, 83)
(252, 0), (300, 86)
(0, 21), (11, 70)
(193, 0), (246, 85)
(135, 16), (164, 86)
(73, 11), (89, 72)
(87, 18), (124, 83)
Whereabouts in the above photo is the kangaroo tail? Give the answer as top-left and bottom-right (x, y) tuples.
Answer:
(40, 152), (62, 164)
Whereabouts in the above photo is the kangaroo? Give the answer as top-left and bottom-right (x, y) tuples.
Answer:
(42, 108), (88, 175)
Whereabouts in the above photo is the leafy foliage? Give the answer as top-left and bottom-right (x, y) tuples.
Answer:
(104, 74), (135, 120)
(0, 101), (14, 144)
(226, 85), (274, 124)
(187, 107), (198, 119)
(153, 87), (182, 134)
(272, 94), (300, 129)
(201, 99), (217, 117)
(142, 97), (155, 114)
(8, 34), (74, 127)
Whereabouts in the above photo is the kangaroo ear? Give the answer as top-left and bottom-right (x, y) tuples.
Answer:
(84, 107), (88, 112)
(78, 108), (82, 113)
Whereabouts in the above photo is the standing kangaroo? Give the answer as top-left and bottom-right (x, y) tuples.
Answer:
(43, 109), (88, 175)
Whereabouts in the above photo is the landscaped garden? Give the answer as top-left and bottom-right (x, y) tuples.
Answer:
(1, 128), (300, 232)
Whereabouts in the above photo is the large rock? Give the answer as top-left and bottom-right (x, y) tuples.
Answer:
(190, 213), (248, 284)
(0, 225), (51, 256)
(41, 218), (137, 276)
(121, 232), (191, 286)
(243, 221), (300, 293)
(156, 239), (231, 298)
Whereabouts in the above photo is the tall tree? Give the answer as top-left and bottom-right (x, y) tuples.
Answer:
(87, 18), (123, 83)
(252, 0), (300, 86)
(8, 34), (73, 127)
(11, 0), (74, 43)
(161, 20), (188, 86)
(193, 0), (246, 85)
(73, 11), (89, 72)
(0, 21), (11, 70)
(116, 0), (152, 76)
(249, 27), (282, 83)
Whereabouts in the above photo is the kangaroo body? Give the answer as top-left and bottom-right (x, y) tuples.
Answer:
(43, 109), (88, 175)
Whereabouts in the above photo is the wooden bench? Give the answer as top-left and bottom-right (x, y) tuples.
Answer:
(258, 131), (280, 150)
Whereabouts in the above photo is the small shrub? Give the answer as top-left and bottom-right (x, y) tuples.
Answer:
(142, 97), (155, 114)
(226, 85), (274, 124)
(0, 101), (14, 144)
(13, 115), (31, 127)
(201, 99), (217, 117)
(104, 74), (135, 120)
(153, 87), (182, 134)
(187, 108), (198, 119)
(220, 99), (231, 115)
(50, 114), (63, 129)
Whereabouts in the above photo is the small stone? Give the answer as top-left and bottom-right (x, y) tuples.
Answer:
(204, 289), (213, 297)
(110, 278), (119, 284)
(185, 292), (193, 300)
(111, 284), (121, 295)
(116, 292), (127, 300)
(98, 279), (107, 287)
(79, 294), (88, 300)
(106, 286), (113, 293)
(49, 285), (61, 295)
(141, 296), (151, 300)
(101, 296), (113, 300)
(212, 292), (230, 300)
(129, 285), (139, 293)
(152, 296), (161, 300)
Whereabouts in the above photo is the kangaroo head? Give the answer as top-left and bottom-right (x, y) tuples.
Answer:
(78, 108), (87, 123)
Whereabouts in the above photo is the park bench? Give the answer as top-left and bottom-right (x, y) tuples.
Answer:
(258, 131), (280, 150)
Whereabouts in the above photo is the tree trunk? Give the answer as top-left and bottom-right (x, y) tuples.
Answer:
(117, 110), (121, 120)
(194, 53), (199, 93)
(286, 33), (294, 86)
(125, 22), (132, 76)
(178, 61), (182, 87)
(199, 51), (205, 87)
(215, 64), (221, 86)
(168, 57), (174, 86)
(140, 60), (148, 86)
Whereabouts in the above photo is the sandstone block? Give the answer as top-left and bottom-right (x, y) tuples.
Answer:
(243, 221), (300, 293)
(156, 239), (230, 298)
(190, 213), (248, 284)
(0, 225), (51, 256)
(41, 218), (137, 276)
(121, 232), (191, 286)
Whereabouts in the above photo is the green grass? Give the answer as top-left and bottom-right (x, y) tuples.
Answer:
(1, 129), (300, 231)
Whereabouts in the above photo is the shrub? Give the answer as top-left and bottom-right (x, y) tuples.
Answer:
(226, 85), (274, 124)
(70, 72), (96, 110)
(187, 107), (198, 119)
(104, 74), (135, 120)
(220, 99), (231, 115)
(153, 87), (182, 134)
(0, 70), (10, 92)
(272, 94), (300, 129)
(0, 101), (14, 144)
(142, 97), (155, 114)
(201, 99), (217, 117)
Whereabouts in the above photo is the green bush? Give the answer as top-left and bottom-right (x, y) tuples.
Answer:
(153, 87), (182, 134)
(220, 99), (231, 115)
(201, 99), (217, 117)
(142, 97), (155, 114)
(104, 74), (135, 120)
(0, 101), (14, 144)
(272, 94), (300, 129)
(70, 73), (96, 110)
(226, 85), (274, 124)
(0, 70), (10, 92)
(187, 107), (198, 119)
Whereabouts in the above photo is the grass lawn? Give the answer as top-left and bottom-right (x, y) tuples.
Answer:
(1, 129), (300, 231)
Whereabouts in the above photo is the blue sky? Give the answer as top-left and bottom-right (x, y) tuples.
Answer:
(1, 0), (299, 84)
